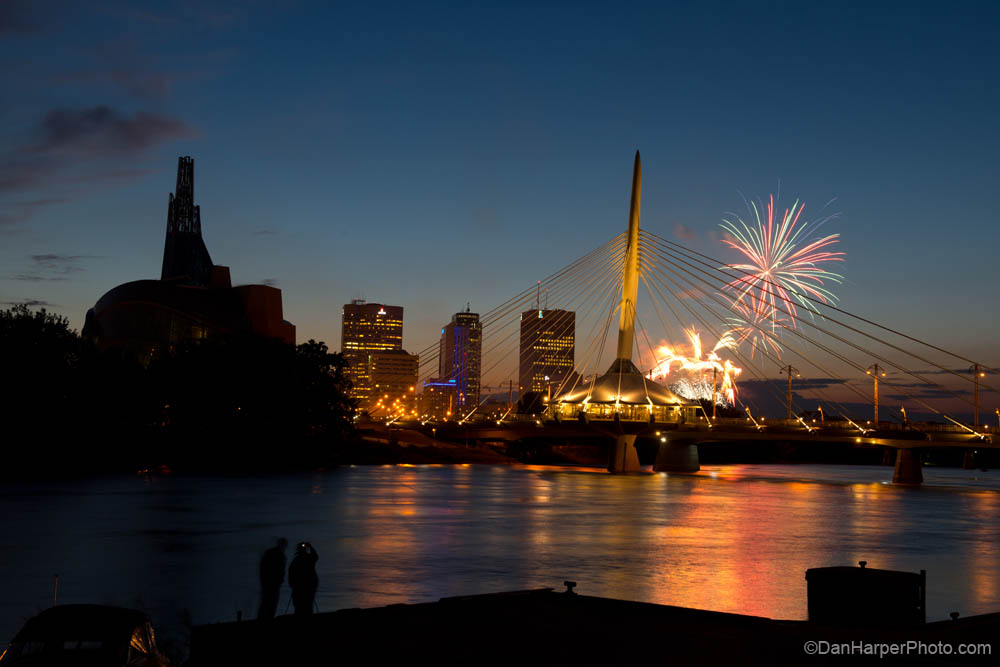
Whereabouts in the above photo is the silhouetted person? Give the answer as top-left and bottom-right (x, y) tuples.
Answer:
(258, 538), (287, 619)
(288, 542), (319, 615)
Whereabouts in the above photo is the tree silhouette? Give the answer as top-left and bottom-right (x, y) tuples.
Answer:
(1, 305), (355, 475)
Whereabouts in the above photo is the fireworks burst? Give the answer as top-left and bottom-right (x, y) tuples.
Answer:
(649, 327), (741, 405)
(724, 298), (784, 358)
(720, 194), (844, 355)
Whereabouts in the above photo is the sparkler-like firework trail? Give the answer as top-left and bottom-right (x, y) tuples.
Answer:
(720, 194), (844, 356)
(649, 327), (742, 405)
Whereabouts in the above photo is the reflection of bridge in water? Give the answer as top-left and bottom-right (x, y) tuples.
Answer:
(409, 152), (995, 484)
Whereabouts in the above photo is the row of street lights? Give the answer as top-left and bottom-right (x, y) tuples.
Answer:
(776, 364), (991, 429)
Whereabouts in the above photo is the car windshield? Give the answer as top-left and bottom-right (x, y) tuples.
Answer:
(10, 638), (105, 657)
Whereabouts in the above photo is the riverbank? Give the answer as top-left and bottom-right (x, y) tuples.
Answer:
(343, 433), (517, 465)
(349, 424), (601, 466)
(188, 586), (999, 665)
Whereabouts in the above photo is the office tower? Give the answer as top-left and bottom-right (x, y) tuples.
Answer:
(367, 349), (419, 415)
(341, 300), (404, 403)
(421, 378), (457, 420)
(438, 307), (481, 411)
(519, 309), (575, 396)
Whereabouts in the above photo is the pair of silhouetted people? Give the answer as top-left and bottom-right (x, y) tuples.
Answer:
(258, 538), (319, 619)
(288, 541), (319, 615)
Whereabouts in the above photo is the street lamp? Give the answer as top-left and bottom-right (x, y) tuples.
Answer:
(779, 365), (800, 421)
(970, 364), (986, 428)
(866, 364), (886, 425)
(712, 367), (719, 420)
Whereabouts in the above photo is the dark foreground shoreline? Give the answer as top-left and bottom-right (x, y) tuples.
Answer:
(189, 586), (999, 666)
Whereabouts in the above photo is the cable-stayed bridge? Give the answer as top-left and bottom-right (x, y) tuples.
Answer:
(398, 152), (996, 484)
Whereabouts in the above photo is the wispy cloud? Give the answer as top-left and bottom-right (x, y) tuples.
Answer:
(1, 298), (57, 307)
(0, 105), (193, 224)
(33, 106), (194, 155)
(53, 69), (175, 101)
(0, 0), (39, 36)
(0, 162), (54, 194)
(910, 367), (987, 376)
(8, 274), (69, 282)
(885, 387), (963, 401)
(0, 198), (68, 226)
(673, 223), (697, 243)
(4, 253), (95, 282)
(31, 253), (90, 272)
(108, 2), (242, 30)
(260, 278), (278, 286)
(739, 377), (849, 391)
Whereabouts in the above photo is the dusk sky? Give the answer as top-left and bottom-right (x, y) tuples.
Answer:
(2, 1), (997, 389)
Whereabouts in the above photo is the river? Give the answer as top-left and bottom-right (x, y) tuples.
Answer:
(1, 463), (998, 658)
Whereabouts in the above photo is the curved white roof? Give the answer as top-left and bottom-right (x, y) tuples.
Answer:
(554, 359), (698, 407)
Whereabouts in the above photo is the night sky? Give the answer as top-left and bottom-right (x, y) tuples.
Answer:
(2, 1), (997, 383)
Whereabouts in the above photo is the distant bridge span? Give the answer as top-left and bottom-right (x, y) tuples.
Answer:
(424, 418), (995, 484)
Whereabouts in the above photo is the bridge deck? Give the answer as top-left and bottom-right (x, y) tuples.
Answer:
(419, 418), (995, 449)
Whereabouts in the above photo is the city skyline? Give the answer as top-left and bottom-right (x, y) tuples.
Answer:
(1, 1), (997, 385)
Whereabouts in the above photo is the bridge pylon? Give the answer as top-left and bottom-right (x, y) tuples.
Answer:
(616, 150), (642, 361)
(550, 152), (699, 472)
(609, 151), (644, 472)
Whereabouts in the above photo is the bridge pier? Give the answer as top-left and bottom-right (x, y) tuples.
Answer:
(652, 439), (700, 473)
(962, 449), (975, 470)
(892, 448), (923, 485)
(881, 447), (894, 466)
(608, 435), (641, 472)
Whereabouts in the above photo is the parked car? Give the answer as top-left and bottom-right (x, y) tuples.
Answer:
(0, 604), (168, 666)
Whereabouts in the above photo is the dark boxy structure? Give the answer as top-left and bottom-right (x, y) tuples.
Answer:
(84, 157), (295, 357)
(806, 562), (926, 625)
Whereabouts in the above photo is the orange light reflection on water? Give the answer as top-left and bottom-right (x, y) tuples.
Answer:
(321, 463), (1000, 620)
(630, 467), (915, 619)
(966, 491), (1000, 608)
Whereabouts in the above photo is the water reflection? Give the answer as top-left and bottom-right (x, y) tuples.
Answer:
(1, 463), (999, 658)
